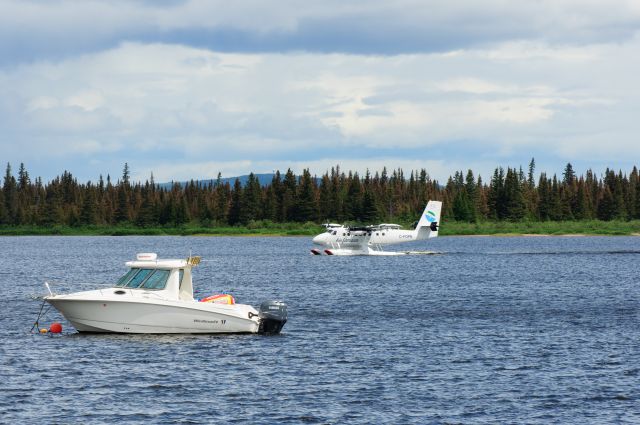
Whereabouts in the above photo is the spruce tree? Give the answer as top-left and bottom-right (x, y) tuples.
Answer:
(227, 179), (242, 225)
(597, 187), (615, 221)
(503, 168), (526, 221)
(282, 169), (297, 221)
(80, 187), (99, 225)
(295, 169), (318, 222)
(361, 189), (378, 223)
(318, 174), (332, 222)
(240, 173), (262, 224)
(3, 163), (17, 224)
(346, 172), (363, 221)
(487, 167), (504, 220)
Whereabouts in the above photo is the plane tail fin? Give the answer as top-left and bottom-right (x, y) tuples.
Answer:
(415, 200), (442, 239)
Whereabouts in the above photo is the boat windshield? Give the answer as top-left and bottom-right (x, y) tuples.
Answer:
(114, 268), (171, 290)
(115, 268), (139, 287)
(141, 270), (170, 290)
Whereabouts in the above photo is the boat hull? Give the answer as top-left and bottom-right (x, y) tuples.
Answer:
(46, 298), (260, 334)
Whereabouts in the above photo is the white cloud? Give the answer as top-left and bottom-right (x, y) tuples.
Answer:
(1, 34), (640, 181)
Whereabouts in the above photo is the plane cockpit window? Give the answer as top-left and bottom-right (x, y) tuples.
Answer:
(332, 231), (337, 235)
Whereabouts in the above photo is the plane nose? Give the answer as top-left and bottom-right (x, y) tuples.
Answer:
(312, 234), (325, 245)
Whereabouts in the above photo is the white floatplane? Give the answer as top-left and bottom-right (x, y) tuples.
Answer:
(44, 253), (287, 334)
(311, 200), (443, 256)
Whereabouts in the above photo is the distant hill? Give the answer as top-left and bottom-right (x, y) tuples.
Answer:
(158, 173), (276, 189)
(159, 173), (326, 189)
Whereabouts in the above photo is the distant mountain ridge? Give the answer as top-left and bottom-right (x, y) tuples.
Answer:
(158, 173), (276, 189)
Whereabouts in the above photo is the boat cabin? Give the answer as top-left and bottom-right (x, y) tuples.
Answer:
(113, 253), (200, 301)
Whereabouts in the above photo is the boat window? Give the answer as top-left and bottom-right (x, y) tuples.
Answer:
(115, 268), (139, 287)
(179, 269), (184, 289)
(124, 268), (154, 288)
(141, 270), (170, 290)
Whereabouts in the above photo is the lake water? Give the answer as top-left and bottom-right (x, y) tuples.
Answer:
(0, 235), (638, 424)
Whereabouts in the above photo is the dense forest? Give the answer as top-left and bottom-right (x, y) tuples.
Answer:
(1, 159), (640, 228)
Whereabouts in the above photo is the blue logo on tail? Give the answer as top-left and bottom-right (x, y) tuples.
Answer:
(426, 211), (436, 223)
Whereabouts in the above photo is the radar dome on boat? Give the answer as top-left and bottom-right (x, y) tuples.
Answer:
(136, 253), (157, 261)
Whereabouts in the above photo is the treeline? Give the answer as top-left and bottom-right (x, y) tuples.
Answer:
(1, 159), (640, 228)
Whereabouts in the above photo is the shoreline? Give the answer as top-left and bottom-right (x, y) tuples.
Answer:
(2, 220), (640, 237)
(1, 231), (639, 237)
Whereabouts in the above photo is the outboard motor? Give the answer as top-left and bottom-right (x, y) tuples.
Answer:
(258, 300), (287, 334)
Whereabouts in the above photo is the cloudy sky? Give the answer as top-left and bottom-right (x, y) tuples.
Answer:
(1, 0), (640, 183)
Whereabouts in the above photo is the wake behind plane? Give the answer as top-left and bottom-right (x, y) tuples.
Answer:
(311, 200), (442, 256)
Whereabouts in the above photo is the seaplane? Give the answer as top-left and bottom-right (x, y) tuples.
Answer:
(311, 200), (442, 256)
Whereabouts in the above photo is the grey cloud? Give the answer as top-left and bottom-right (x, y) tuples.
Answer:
(2, 0), (640, 64)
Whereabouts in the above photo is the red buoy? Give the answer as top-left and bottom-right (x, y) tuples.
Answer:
(49, 322), (63, 333)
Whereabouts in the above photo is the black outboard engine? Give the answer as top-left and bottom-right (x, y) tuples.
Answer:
(258, 300), (288, 334)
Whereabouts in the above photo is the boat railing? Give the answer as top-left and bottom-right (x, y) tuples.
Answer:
(43, 280), (114, 294)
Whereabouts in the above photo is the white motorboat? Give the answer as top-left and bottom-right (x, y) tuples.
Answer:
(44, 253), (287, 334)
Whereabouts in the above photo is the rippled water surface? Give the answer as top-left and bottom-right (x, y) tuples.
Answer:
(1, 236), (639, 424)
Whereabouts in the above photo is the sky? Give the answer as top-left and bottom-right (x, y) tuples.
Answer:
(1, 0), (640, 184)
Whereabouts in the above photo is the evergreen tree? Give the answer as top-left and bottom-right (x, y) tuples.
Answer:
(41, 184), (63, 226)
(227, 179), (243, 225)
(563, 163), (575, 185)
(294, 169), (318, 222)
(0, 189), (7, 224)
(346, 172), (363, 221)
(175, 196), (190, 225)
(597, 186), (616, 221)
(136, 187), (157, 227)
(240, 173), (262, 224)
(452, 189), (473, 221)
(537, 173), (551, 220)
(635, 170), (640, 220)
(281, 169), (297, 221)
(114, 185), (130, 223)
(122, 163), (130, 187)
(80, 186), (99, 225)
(464, 170), (477, 222)
(503, 168), (526, 221)
(318, 174), (332, 221)
(3, 163), (17, 224)
(361, 188), (378, 223)
(487, 167), (505, 220)
(262, 185), (278, 222)
(573, 179), (590, 220)
(527, 158), (536, 188)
